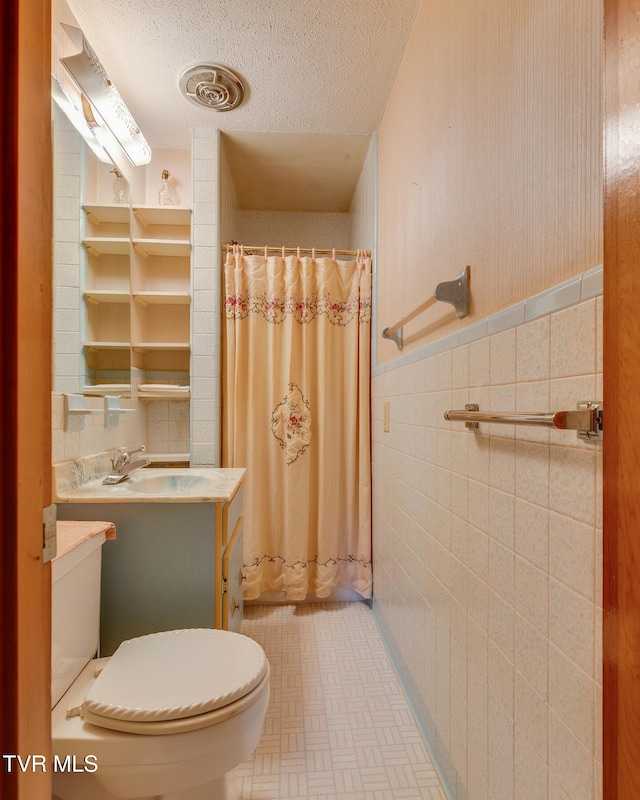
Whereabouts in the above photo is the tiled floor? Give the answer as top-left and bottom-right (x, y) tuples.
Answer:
(232, 601), (447, 800)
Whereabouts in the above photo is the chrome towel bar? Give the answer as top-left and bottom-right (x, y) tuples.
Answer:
(444, 401), (603, 441)
(382, 266), (470, 350)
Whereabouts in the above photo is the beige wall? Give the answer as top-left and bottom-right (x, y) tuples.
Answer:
(348, 136), (377, 252)
(238, 210), (350, 250)
(376, 0), (602, 364)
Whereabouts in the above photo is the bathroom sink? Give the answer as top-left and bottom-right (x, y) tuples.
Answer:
(53, 455), (243, 503)
(125, 473), (219, 495)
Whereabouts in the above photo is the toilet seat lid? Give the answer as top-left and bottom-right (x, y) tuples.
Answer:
(81, 629), (268, 726)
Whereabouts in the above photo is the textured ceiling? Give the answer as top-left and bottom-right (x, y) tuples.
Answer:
(64, 0), (421, 151)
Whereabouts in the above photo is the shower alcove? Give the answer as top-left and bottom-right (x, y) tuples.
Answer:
(217, 131), (375, 260)
(212, 131), (376, 603)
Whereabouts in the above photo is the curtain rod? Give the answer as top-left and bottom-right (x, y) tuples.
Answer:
(223, 244), (371, 257)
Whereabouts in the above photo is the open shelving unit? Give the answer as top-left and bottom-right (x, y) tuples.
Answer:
(81, 197), (132, 395)
(130, 203), (192, 390)
(80, 159), (192, 401)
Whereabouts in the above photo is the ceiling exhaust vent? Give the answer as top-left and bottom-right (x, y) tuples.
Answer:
(179, 64), (245, 112)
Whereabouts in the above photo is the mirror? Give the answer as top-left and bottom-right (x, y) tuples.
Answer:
(52, 101), (132, 398)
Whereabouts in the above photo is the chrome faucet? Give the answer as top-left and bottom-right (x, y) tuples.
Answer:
(103, 445), (150, 484)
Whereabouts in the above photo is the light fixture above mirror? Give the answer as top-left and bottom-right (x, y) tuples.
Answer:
(51, 76), (112, 164)
(58, 23), (151, 167)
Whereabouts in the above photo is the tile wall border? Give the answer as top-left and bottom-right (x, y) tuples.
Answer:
(373, 264), (603, 376)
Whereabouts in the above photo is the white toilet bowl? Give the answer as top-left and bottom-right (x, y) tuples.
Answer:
(52, 628), (270, 800)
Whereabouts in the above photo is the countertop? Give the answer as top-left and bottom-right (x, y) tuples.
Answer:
(55, 520), (116, 559)
(53, 467), (245, 504)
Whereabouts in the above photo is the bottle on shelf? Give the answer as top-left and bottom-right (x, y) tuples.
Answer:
(158, 169), (176, 206)
(110, 168), (129, 204)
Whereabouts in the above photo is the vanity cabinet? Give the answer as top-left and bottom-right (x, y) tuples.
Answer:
(221, 485), (244, 632)
(56, 481), (244, 656)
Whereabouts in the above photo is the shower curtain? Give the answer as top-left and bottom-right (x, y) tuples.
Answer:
(222, 248), (372, 601)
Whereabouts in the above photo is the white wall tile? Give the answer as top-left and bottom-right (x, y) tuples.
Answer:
(549, 711), (594, 800)
(515, 671), (548, 763)
(490, 329), (517, 386)
(549, 511), (596, 600)
(515, 728), (548, 800)
(549, 579), (595, 676)
(549, 645), (595, 751)
(372, 273), (602, 800)
(517, 316), (550, 383)
(515, 557), (548, 635)
(550, 300), (597, 379)
(515, 614), (549, 698)
(549, 446), (597, 525)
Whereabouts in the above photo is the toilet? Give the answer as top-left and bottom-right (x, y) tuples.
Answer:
(51, 531), (269, 800)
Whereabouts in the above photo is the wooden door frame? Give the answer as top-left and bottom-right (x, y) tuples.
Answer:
(0, 0), (638, 798)
(603, 0), (640, 797)
(1, 0), (52, 797)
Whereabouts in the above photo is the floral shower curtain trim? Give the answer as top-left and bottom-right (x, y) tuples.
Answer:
(225, 290), (372, 325)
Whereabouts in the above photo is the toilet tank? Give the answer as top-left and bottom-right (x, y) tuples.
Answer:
(51, 532), (106, 708)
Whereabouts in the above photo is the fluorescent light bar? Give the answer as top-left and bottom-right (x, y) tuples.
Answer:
(51, 76), (113, 164)
(59, 24), (151, 167)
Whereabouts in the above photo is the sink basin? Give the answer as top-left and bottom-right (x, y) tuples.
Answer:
(53, 456), (245, 504)
(126, 473), (219, 495)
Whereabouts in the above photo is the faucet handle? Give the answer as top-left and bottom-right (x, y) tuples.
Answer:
(111, 445), (145, 473)
(111, 450), (131, 472)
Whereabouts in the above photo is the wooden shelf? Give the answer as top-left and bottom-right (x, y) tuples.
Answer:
(133, 205), (191, 227)
(133, 239), (191, 258)
(83, 203), (130, 226)
(138, 393), (190, 400)
(138, 387), (190, 399)
(132, 342), (190, 353)
(83, 341), (130, 351)
(84, 290), (130, 305)
(133, 292), (190, 306)
(84, 383), (131, 396)
(83, 238), (130, 257)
